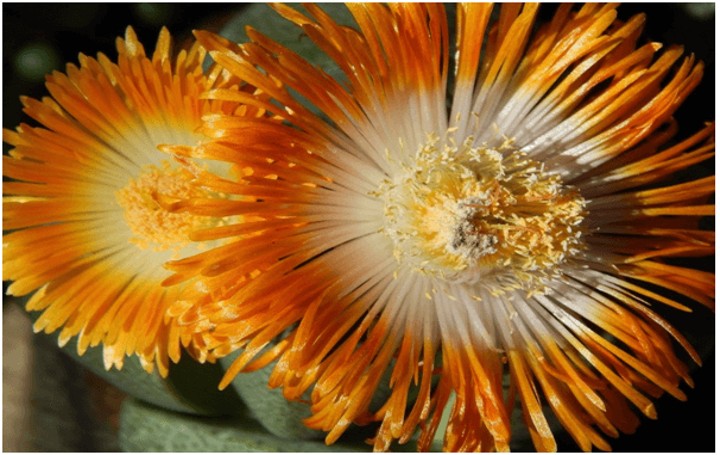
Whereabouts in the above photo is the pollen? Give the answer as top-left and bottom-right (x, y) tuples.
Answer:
(379, 134), (586, 291)
(116, 160), (209, 253)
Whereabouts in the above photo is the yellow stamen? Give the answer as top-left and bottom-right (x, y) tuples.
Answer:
(379, 133), (586, 291)
(116, 160), (209, 252)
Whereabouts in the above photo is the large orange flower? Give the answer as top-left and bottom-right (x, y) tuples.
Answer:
(3, 27), (243, 377)
(166, 4), (714, 451)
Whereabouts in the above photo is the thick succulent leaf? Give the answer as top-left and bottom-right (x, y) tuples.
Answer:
(15, 297), (244, 416)
(119, 398), (368, 452)
(219, 353), (324, 441)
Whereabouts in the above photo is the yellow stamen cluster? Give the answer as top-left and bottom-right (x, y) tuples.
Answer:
(379, 134), (586, 291)
(116, 160), (209, 253)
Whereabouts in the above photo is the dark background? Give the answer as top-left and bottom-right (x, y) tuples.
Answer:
(3, 3), (715, 452)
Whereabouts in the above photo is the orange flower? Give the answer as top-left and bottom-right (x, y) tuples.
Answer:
(166, 4), (714, 451)
(3, 27), (242, 377)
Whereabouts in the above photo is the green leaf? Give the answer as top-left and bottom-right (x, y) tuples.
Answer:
(119, 398), (368, 452)
(61, 338), (194, 413)
(15, 297), (244, 416)
(60, 335), (246, 416)
(219, 352), (324, 440)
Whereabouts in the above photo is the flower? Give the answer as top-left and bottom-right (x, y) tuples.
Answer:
(3, 26), (242, 377)
(165, 4), (714, 452)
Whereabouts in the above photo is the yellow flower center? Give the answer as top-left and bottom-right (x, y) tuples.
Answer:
(379, 135), (586, 291)
(116, 160), (209, 253)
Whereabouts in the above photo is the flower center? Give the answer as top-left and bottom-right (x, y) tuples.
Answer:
(116, 160), (210, 252)
(379, 135), (586, 291)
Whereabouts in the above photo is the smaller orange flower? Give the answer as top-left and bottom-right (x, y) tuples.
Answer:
(3, 27), (242, 376)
